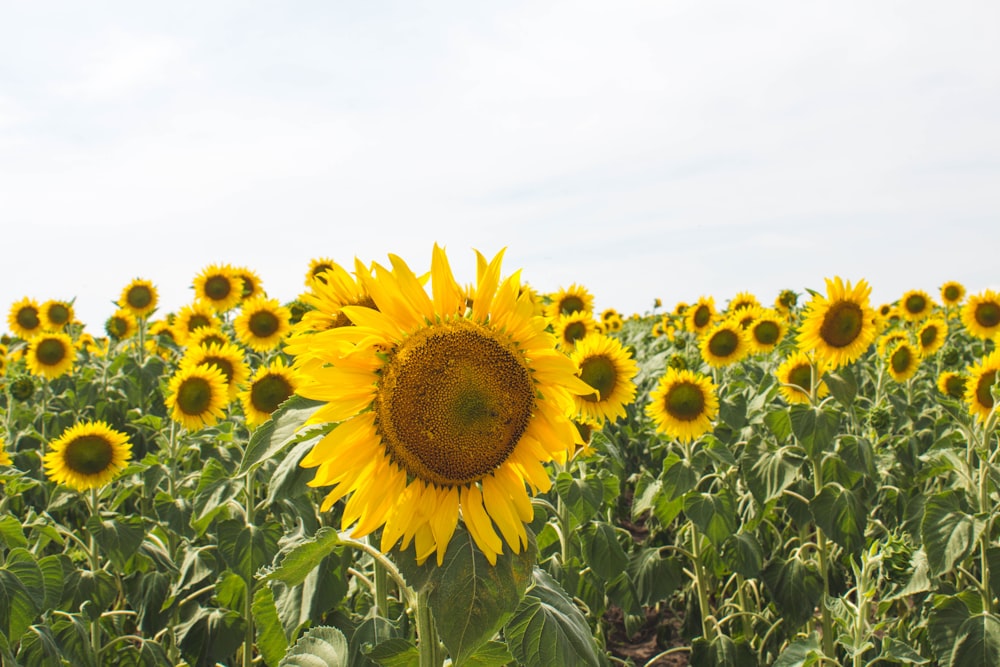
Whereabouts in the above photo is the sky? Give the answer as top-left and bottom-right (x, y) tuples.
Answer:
(2, 1), (999, 333)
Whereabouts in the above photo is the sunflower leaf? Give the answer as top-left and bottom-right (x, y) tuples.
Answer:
(238, 395), (325, 476)
(265, 527), (343, 587)
(279, 625), (349, 667)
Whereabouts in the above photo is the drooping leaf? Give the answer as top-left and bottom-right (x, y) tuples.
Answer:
(661, 452), (698, 500)
(761, 556), (824, 630)
(684, 488), (737, 547)
(86, 514), (146, 570)
(581, 521), (628, 583)
(951, 613), (1000, 667)
(690, 634), (757, 667)
(809, 482), (867, 557)
(266, 527), (343, 587)
(789, 405), (839, 459)
(628, 548), (684, 606)
(927, 591), (979, 667)
(741, 445), (805, 506)
(921, 489), (984, 576)
(364, 638), (419, 667)
(253, 585), (289, 667)
(239, 395), (325, 475)
(280, 625), (350, 667)
(554, 472), (604, 529)
(772, 633), (823, 667)
(824, 368), (857, 407)
(721, 532), (764, 579)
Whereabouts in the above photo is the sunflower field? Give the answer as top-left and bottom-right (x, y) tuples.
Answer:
(1, 250), (999, 667)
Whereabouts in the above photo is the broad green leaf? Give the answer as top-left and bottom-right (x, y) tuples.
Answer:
(218, 519), (282, 583)
(37, 554), (65, 611)
(764, 409), (793, 442)
(364, 638), (419, 666)
(761, 556), (823, 630)
(721, 532), (764, 579)
(176, 607), (246, 667)
(719, 394), (748, 430)
(5, 549), (45, 611)
(280, 626), (350, 667)
(0, 515), (27, 550)
(554, 472), (604, 528)
(67, 568), (118, 619)
(504, 568), (602, 667)
(951, 613), (1000, 667)
(684, 488), (737, 547)
(191, 458), (242, 535)
(265, 437), (321, 504)
(86, 514), (146, 570)
(772, 633), (823, 667)
(690, 634), (757, 667)
(927, 592), (979, 667)
(921, 489), (984, 576)
(266, 527), (343, 587)
(0, 566), (37, 640)
(809, 483), (867, 557)
(239, 395), (324, 475)
(253, 585), (289, 667)
(879, 636), (930, 664)
(661, 452), (698, 500)
(628, 548), (684, 606)
(824, 368), (857, 407)
(349, 616), (399, 667)
(789, 405), (840, 458)
(582, 521), (628, 582)
(741, 445), (805, 505)
(458, 640), (515, 667)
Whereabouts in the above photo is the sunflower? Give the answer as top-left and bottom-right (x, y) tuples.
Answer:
(26, 333), (75, 379)
(185, 326), (231, 351)
(885, 341), (921, 383)
(796, 277), (878, 368)
(916, 318), (948, 356)
(601, 308), (620, 322)
(193, 263), (244, 313)
(0, 440), (11, 467)
(306, 257), (338, 286)
(40, 300), (74, 331)
(181, 341), (249, 401)
(774, 289), (798, 315)
(961, 290), (1000, 340)
(645, 368), (719, 443)
(173, 302), (221, 346)
(295, 246), (590, 566)
(43, 421), (132, 491)
(570, 334), (638, 424)
(748, 309), (787, 354)
(239, 357), (302, 427)
(546, 284), (594, 318)
(899, 290), (934, 321)
(937, 371), (967, 399)
(727, 291), (759, 314)
(877, 330), (911, 357)
(685, 296), (716, 334)
(79, 334), (108, 357)
(233, 296), (291, 352)
(105, 309), (138, 341)
(146, 319), (180, 358)
(775, 351), (829, 405)
(165, 363), (229, 430)
(8, 297), (44, 339)
(940, 281), (966, 307)
(965, 351), (1000, 422)
(699, 319), (750, 368)
(233, 266), (264, 301)
(119, 278), (158, 318)
(674, 301), (689, 317)
(600, 313), (624, 333)
(554, 312), (598, 350)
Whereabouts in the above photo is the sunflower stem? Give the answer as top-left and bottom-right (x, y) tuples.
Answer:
(243, 467), (255, 667)
(688, 524), (716, 641)
(370, 535), (391, 628)
(811, 455), (835, 658)
(89, 486), (102, 662)
(415, 589), (440, 667)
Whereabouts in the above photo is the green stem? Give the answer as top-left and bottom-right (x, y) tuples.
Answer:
(811, 457), (835, 658)
(416, 589), (440, 667)
(689, 525), (716, 641)
(89, 487), (102, 661)
(243, 468), (255, 667)
(979, 422), (993, 614)
(735, 574), (753, 639)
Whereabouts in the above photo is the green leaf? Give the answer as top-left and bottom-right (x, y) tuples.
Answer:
(951, 613), (1000, 667)
(279, 626), (350, 667)
(761, 556), (823, 630)
(684, 488), (737, 547)
(364, 638), (418, 666)
(824, 368), (857, 407)
(176, 607), (246, 667)
(582, 522), (628, 583)
(921, 489), (984, 576)
(809, 483), (867, 557)
(218, 519), (282, 584)
(239, 395), (324, 475)
(764, 409), (793, 442)
(690, 634), (757, 667)
(86, 514), (146, 570)
(0, 515), (27, 550)
(504, 568), (602, 667)
(0, 565), (38, 640)
(191, 457), (242, 535)
(879, 636), (930, 664)
(789, 405), (840, 458)
(772, 633), (823, 667)
(661, 452), (698, 500)
(554, 472), (604, 528)
(927, 592), (979, 667)
(266, 527), (343, 587)
(265, 437), (322, 505)
(458, 640), (515, 667)
(253, 585), (289, 667)
(721, 532), (764, 579)
(741, 444), (805, 505)
(628, 548), (684, 606)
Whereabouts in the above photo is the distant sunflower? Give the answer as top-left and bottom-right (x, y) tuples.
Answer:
(105, 309), (138, 341)
(916, 318), (948, 356)
(645, 368), (719, 443)
(146, 320), (180, 358)
(673, 301), (688, 316)
(734, 305), (762, 331)
(961, 290), (1000, 340)
(554, 312), (598, 349)
(686, 297), (716, 334)
(26, 333), (75, 379)
(937, 371), (967, 400)
(165, 363), (229, 430)
(797, 277), (878, 368)
(119, 278), (158, 318)
(601, 308), (620, 322)
(43, 421), (132, 491)
(185, 326), (231, 351)
(748, 310), (787, 354)
(699, 320), (750, 368)
(181, 341), (249, 401)
(727, 291), (759, 314)
(306, 257), (338, 286)
(774, 289), (798, 315)
(570, 334), (638, 424)
(877, 330), (910, 357)
(940, 281), (966, 307)
(601, 313), (624, 333)
(233, 296), (291, 352)
(886, 341), (921, 383)
(239, 357), (301, 427)
(295, 246), (590, 566)
(0, 444), (11, 467)
(193, 263), (244, 313)
(41, 300), (74, 331)
(79, 334), (108, 357)
(547, 284), (594, 318)
(173, 303), (221, 346)
(8, 297), (43, 339)
(776, 351), (829, 405)
(965, 351), (1000, 422)
(899, 290), (934, 321)
(233, 266), (264, 301)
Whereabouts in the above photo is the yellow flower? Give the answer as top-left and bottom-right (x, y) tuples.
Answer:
(233, 296), (291, 352)
(645, 368), (719, 443)
(193, 263), (244, 313)
(119, 278), (159, 318)
(961, 290), (1000, 340)
(699, 319), (750, 368)
(233, 266), (264, 301)
(239, 357), (301, 427)
(181, 341), (250, 401)
(685, 296), (716, 334)
(899, 289), (935, 321)
(105, 309), (138, 341)
(796, 277), (878, 368)
(0, 442), (11, 467)
(553, 312), (598, 350)
(747, 309), (787, 354)
(886, 341), (921, 383)
(937, 371), (967, 399)
(43, 421), (132, 491)
(26, 333), (75, 379)
(916, 317), (948, 356)
(570, 334), (638, 424)
(165, 363), (229, 431)
(940, 281), (966, 307)
(305, 257), (338, 287)
(40, 300), (74, 331)
(775, 351), (830, 405)
(8, 297), (44, 339)
(295, 246), (590, 566)
(546, 284), (594, 318)
(173, 302), (221, 346)
(965, 350), (1000, 423)
(185, 326), (231, 351)
(727, 291), (759, 314)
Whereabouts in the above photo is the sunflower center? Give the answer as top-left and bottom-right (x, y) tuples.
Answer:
(754, 321), (781, 345)
(693, 306), (711, 328)
(107, 317), (127, 339)
(563, 321), (588, 344)
(905, 294), (926, 315)
(250, 374), (294, 414)
(579, 355), (617, 403)
(187, 314), (213, 332)
(47, 304), (71, 326)
(820, 301), (863, 348)
(975, 302), (1000, 329)
(64, 435), (114, 475)
(203, 356), (235, 385)
(787, 364), (812, 393)
(920, 326), (939, 348)
(664, 382), (706, 422)
(249, 311), (280, 338)
(37, 339), (68, 366)
(890, 345), (912, 373)
(944, 285), (961, 302)
(127, 286), (153, 309)
(177, 377), (214, 415)
(558, 296), (586, 315)
(975, 370), (997, 409)
(376, 319), (534, 486)
(945, 375), (966, 399)
(17, 307), (40, 330)
(204, 275), (234, 301)
(707, 329), (739, 358)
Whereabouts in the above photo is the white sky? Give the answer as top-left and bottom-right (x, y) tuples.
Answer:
(2, 1), (999, 333)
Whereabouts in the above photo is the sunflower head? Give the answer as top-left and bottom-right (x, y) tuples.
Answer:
(8, 298), (44, 339)
(940, 281), (966, 307)
(233, 266), (264, 301)
(186, 326), (231, 351)
(181, 341), (249, 401)
(686, 297), (716, 334)
(41, 300), (74, 331)
(105, 310), (138, 341)
(193, 264), (244, 313)
(570, 333), (638, 425)
(748, 310), (787, 354)
(119, 278), (158, 318)
(234, 296), (291, 352)
(699, 320), (750, 368)
(796, 277), (878, 368)
(546, 284), (594, 319)
(775, 289), (799, 314)
(10, 377), (35, 401)
(43, 421), (132, 492)
(165, 363), (230, 431)
(554, 312), (598, 350)
(886, 341), (921, 383)
(961, 290), (1000, 340)
(239, 358), (301, 427)
(173, 303), (221, 346)
(938, 371), (967, 400)
(917, 318), (948, 356)
(26, 333), (75, 379)
(899, 290), (934, 321)
(645, 368), (719, 443)
(776, 351), (829, 405)
(727, 291), (759, 314)
(964, 351), (1000, 423)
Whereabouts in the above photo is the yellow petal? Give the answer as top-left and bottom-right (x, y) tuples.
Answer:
(461, 484), (502, 562)
(482, 475), (526, 552)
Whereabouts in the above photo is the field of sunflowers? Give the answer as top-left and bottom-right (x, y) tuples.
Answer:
(1, 247), (999, 667)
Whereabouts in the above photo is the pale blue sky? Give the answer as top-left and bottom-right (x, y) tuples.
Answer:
(2, 1), (999, 332)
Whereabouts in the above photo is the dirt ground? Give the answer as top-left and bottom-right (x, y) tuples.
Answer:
(604, 604), (689, 667)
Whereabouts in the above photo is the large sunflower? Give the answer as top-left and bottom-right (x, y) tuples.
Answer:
(570, 333), (638, 424)
(940, 281), (966, 307)
(234, 296), (291, 352)
(165, 363), (229, 431)
(43, 421), (132, 491)
(885, 341), (921, 383)
(796, 277), (878, 368)
(645, 368), (719, 443)
(899, 289), (934, 321)
(41, 300), (74, 331)
(546, 284), (594, 319)
(699, 319), (750, 368)
(119, 278), (158, 318)
(26, 333), (75, 379)
(193, 263), (244, 313)
(965, 351), (1000, 423)
(961, 290), (1000, 340)
(8, 297), (44, 339)
(775, 351), (829, 405)
(295, 246), (590, 565)
(181, 341), (249, 401)
(239, 357), (301, 427)
(916, 318), (948, 356)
